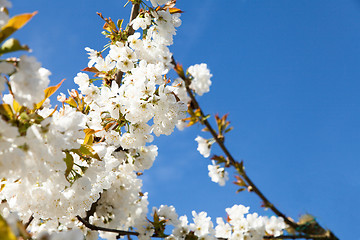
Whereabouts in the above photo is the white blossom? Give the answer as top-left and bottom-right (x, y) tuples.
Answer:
(10, 55), (50, 107)
(188, 63), (212, 96)
(195, 136), (211, 158)
(208, 160), (229, 186)
(264, 216), (286, 237)
(74, 72), (90, 91)
(131, 13), (151, 30)
(0, 4), (287, 240)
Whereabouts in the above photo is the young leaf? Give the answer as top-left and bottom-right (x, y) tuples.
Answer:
(82, 67), (99, 73)
(44, 79), (65, 99)
(0, 12), (37, 44)
(72, 144), (101, 161)
(64, 151), (74, 179)
(12, 99), (25, 113)
(36, 79), (65, 108)
(117, 19), (124, 29)
(169, 8), (183, 14)
(174, 63), (185, 78)
(236, 188), (246, 193)
(0, 38), (29, 55)
(0, 104), (14, 120)
(0, 214), (17, 240)
(211, 155), (226, 164)
(64, 97), (77, 108)
(83, 129), (96, 146)
(233, 175), (247, 187)
(79, 144), (93, 156)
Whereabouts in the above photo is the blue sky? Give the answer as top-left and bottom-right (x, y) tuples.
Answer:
(10, 0), (360, 239)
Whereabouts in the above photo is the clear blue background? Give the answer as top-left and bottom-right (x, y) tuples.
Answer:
(11, 0), (360, 239)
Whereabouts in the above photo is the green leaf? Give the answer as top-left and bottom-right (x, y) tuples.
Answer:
(0, 12), (37, 44)
(0, 214), (17, 240)
(236, 161), (245, 175)
(79, 144), (94, 156)
(19, 112), (30, 121)
(72, 144), (101, 161)
(225, 126), (234, 133)
(0, 38), (29, 55)
(64, 151), (74, 178)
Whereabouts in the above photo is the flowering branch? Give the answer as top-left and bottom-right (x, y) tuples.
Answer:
(115, 2), (140, 85)
(172, 57), (338, 240)
(77, 215), (331, 240)
(83, 193), (101, 222)
(263, 235), (336, 240)
(76, 216), (139, 237)
(0, 0), (341, 239)
(77, 215), (174, 239)
(128, 2), (140, 35)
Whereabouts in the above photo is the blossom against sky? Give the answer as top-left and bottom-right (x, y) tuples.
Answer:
(11, 1), (360, 239)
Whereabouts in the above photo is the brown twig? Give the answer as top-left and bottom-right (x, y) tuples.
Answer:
(77, 215), (139, 237)
(78, 213), (328, 240)
(172, 56), (338, 240)
(173, 55), (298, 229)
(80, 2), (337, 240)
(128, 3), (140, 36)
(84, 193), (101, 222)
(24, 214), (34, 229)
(263, 235), (334, 239)
(77, 215), (169, 239)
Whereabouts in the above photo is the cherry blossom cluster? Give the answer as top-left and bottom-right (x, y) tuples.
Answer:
(151, 204), (286, 240)
(0, 0), (288, 239)
(0, 0), (186, 238)
(194, 136), (229, 186)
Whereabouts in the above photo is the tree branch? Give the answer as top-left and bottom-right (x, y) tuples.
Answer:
(77, 215), (139, 237)
(76, 215), (334, 240)
(172, 57), (338, 240)
(84, 193), (101, 222)
(263, 235), (335, 239)
(24, 214), (34, 229)
(77, 215), (169, 239)
(128, 3), (140, 36)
